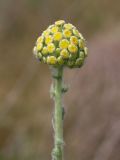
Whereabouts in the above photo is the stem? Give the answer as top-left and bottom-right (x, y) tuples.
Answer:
(51, 67), (64, 160)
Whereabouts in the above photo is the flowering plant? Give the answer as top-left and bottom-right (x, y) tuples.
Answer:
(33, 20), (88, 160)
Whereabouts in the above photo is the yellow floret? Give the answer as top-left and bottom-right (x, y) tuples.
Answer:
(47, 43), (55, 53)
(55, 20), (65, 25)
(47, 56), (57, 65)
(68, 44), (78, 53)
(45, 35), (53, 44)
(42, 47), (48, 55)
(53, 32), (62, 41)
(51, 26), (59, 33)
(63, 29), (72, 38)
(70, 36), (78, 45)
(64, 23), (73, 29)
(36, 43), (43, 51)
(59, 39), (69, 49)
(60, 49), (69, 59)
(37, 36), (44, 43)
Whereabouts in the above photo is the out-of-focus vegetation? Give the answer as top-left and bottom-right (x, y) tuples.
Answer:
(0, 0), (120, 160)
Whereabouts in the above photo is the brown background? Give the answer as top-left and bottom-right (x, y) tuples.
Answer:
(0, 0), (120, 160)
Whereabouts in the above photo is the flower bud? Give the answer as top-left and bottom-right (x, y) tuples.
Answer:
(53, 32), (62, 41)
(47, 43), (55, 53)
(75, 58), (84, 67)
(37, 36), (44, 44)
(33, 20), (88, 68)
(68, 44), (78, 53)
(79, 39), (85, 49)
(63, 29), (72, 38)
(42, 47), (48, 55)
(51, 26), (59, 33)
(45, 35), (53, 44)
(64, 23), (73, 29)
(57, 56), (64, 65)
(60, 49), (69, 59)
(79, 51), (85, 58)
(70, 36), (78, 45)
(59, 39), (69, 49)
(47, 56), (57, 65)
(36, 43), (43, 51)
(55, 20), (65, 26)
(37, 52), (42, 60)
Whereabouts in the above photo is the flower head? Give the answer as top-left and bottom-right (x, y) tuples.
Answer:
(33, 20), (88, 68)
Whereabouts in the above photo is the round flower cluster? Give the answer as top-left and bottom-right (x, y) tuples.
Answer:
(33, 20), (88, 68)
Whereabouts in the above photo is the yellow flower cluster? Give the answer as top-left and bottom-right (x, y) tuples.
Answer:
(33, 20), (88, 68)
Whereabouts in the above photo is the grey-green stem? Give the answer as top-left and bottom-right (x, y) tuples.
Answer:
(51, 67), (64, 160)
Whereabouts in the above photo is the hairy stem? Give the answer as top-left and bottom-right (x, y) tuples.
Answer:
(51, 67), (64, 160)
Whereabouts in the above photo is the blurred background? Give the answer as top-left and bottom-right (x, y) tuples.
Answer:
(0, 0), (120, 160)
